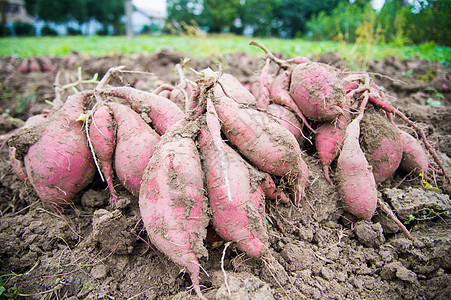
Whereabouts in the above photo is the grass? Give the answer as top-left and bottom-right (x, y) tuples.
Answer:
(0, 34), (450, 69)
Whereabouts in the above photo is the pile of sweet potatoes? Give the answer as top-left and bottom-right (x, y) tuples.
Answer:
(7, 41), (449, 299)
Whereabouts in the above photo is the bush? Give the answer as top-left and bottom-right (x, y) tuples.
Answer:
(67, 27), (82, 36)
(41, 25), (58, 36)
(12, 22), (35, 36)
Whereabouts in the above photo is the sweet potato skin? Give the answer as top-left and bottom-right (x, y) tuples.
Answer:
(17, 92), (96, 209)
(108, 102), (160, 197)
(216, 73), (256, 105)
(289, 62), (345, 122)
(398, 129), (429, 176)
(99, 87), (184, 134)
(198, 126), (268, 258)
(267, 103), (304, 144)
(360, 108), (403, 184)
(9, 114), (48, 180)
(139, 119), (208, 299)
(89, 105), (117, 203)
(336, 116), (378, 220)
(213, 95), (308, 204)
(315, 114), (349, 184)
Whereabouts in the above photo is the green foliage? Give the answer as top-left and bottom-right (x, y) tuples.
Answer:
(167, 0), (202, 24)
(40, 25), (58, 36)
(67, 27), (82, 36)
(306, 1), (376, 43)
(0, 35), (450, 67)
(277, 0), (345, 38)
(404, 209), (449, 225)
(200, 0), (240, 33)
(87, 0), (125, 34)
(241, 0), (281, 37)
(12, 22), (35, 36)
(0, 275), (18, 300)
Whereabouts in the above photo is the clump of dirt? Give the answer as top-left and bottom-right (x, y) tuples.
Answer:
(0, 51), (450, 300)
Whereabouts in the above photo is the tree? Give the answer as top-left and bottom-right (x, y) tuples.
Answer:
(241, 0), (282, 36)
(86, 0), (125, 35)
(276, 0), (346, 37)
(23, 0), (37, 16)
(200, 0), (240, 33)
(167, 0), (202, 23)
(36, 0), (88, 25)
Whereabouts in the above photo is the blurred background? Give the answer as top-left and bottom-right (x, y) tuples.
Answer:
(0, 0), (449, 47)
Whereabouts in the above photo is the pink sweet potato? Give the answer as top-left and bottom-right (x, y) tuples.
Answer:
(108, 102), (160, 197)
(336, 109), (378, 220)
(212, 95), (308, 205)
(270, 70), (316, 133)
(315, 114), (349, 185)
(198, 125), (268, 258)
(260, 173), (290, 204)
(9, 114), (48, 180)
(289, 62), (346, 122)
(359, 108), (402, 184)
(28, 57), (41, 72)
(99, 87), (184, 135)
(267, 103), (304, 144)
(8, 92), (96, 210)
(89, 105), (117, 204)
(140, 118), (208, 300)
(17, 58), (29, 73)
(215, 73), (256, 105)
(398, 129), (429, 177)
(256, 58), (271, 109)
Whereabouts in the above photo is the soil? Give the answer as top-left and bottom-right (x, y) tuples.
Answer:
(0, 50), (450, 300)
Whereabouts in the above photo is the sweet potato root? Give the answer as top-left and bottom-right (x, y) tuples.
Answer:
(216, 73), (256, 105)
(108, 102), (160, 197)
(89, 105), (117, 203)
(9, 114), (48, 181)
(336, 98), (377, 220)
(315, 114), (349, 184)
(212, 95), (308, 205)
(8, 92), (96, 210)
(398, 129), (429, 177)
(289, 62), (345, 122)
(98, 87), (184, 135)
(139, 118), (208, 300)
(198, 125), (268, 258)
(267, 103), (304, 144)
(359, 108), (402, 184)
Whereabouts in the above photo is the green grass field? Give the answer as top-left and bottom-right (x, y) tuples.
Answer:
(1, 34), (450, 69)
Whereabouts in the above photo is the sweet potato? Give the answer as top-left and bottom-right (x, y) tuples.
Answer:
(398, 129), (429, 177)
(260, 173), (290, 204)
(139, 118), (208, 300)
(368, 92), (448, 181)
(8, 92), (96, 210)
(215, 73), (256, 105)
(89, 105), (117, 204)
(212, 95), (308, 205)
(267, 103), (304, 145)
(289, 62), (345, 122)
(359, 108), (402, 184)
(315, 114), (349, 184)
(336, 105), (378, 220)
(256, 58), (271, 109)
(9, 114), (48, 180)
(198, 125), (268, 258)
(17, 58), (29, 73)
(108, 102), (160, 197)
(28, 57), (41, 72)
(270, 70), (316, 133)
(98, 87), (184, 135)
